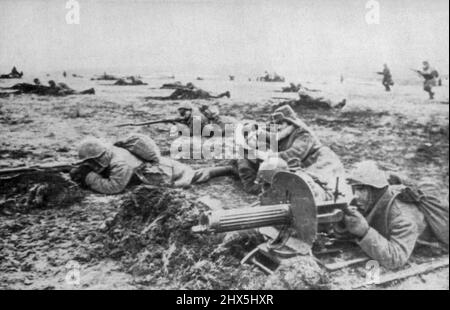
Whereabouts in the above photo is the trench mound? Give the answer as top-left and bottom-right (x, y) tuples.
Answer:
(0, 172), (86, 214)
(95, 186), (328, 289)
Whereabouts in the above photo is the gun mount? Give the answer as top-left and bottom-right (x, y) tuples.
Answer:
(193, 171), (354, 273)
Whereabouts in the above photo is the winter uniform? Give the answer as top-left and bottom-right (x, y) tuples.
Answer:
(74, 135), (234, 194)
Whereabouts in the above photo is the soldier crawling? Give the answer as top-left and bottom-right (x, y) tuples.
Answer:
(146, 82), (230, 100)
(0, 66), (23, 79)
(0, 79), (95, 96)
(297, 90), (346, 110)
(69, 134), (236, 194)
(113, 76), (147, 86)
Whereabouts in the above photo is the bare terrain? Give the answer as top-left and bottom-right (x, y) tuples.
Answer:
(0, 75), (448, 289)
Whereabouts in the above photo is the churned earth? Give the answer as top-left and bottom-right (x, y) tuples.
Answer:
(0, 75), (448, 289)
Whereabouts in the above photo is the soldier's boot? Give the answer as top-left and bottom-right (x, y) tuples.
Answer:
(191, 165), (238, 184)
(79, 88), (95, 95)
(217, 91), (231, 98)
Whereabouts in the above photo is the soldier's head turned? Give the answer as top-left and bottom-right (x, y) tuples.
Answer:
(48, 80), (56, 88)
(33, 78), (41, 85)
(271, 105), (298, 126)
(423, 61), (430, 68)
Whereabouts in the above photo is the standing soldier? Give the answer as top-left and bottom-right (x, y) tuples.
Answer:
(377, 64), (394, 91)
(414, 61), (439, 99)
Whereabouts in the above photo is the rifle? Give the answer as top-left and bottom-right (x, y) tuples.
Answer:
(411, 69), (435, 80)
(115, 118), (185, 128)
(0, 161), (83, 176)
(411, 69), (423, 76)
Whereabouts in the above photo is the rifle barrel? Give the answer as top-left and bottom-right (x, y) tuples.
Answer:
(115, 118), (183, 127)
(0, 162), (80, 175)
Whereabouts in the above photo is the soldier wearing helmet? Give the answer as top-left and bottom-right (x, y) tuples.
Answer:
(235, 105), (348, 198)
(48, 80), (57, 89)
(147, 82), (230, 101)
(297, 88), (347, 110)
(416, 61), (439, 99)
(377, 64), (394, 92)
(344, 160), (431, 269)
(70, 135), (236, 194)
(255, 157), (289, 194)
(176, 102), (209, 136)
(199, 104), (238, 135)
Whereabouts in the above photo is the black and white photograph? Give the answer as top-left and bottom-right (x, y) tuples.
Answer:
(0, 0), (448, 292)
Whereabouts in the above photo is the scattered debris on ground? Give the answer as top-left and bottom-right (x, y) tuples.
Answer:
(0, 172), (86, 214)
(92, 186), (267, 289)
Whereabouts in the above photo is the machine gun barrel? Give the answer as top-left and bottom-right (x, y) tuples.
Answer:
(193, 201), (348, 234)
(195, 204), (291, 233)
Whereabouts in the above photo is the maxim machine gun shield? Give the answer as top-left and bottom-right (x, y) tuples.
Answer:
(193, 171), (349, 274)
(261, 170), (318, 247)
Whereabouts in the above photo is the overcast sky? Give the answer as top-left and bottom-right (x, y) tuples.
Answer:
(0, 0), (448, 78)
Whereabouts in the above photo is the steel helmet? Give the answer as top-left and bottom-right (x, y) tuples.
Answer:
(78, 138), (107, 162)
(206, 106), (220, 118)
(257, 157), (289, 184)
(298, 90), (309, 98)
(177, 102), (193, 111)
(346, 160), (389, 189)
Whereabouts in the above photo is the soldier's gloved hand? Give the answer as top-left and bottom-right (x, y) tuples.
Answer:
(334, 221), (353, 240)
(344, 206), (369, 238)
(70, 165), (92, 188)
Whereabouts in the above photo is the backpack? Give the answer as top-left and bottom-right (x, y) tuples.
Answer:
(114, 134), (161, 163)
(431, 70), (440, 79)
(396, 185), (449, 246)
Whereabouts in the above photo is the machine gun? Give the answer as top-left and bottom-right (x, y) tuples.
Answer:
(115, 117), (185, 128)
(0, 161), (83, 177)
(192, 171), (362, 274)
